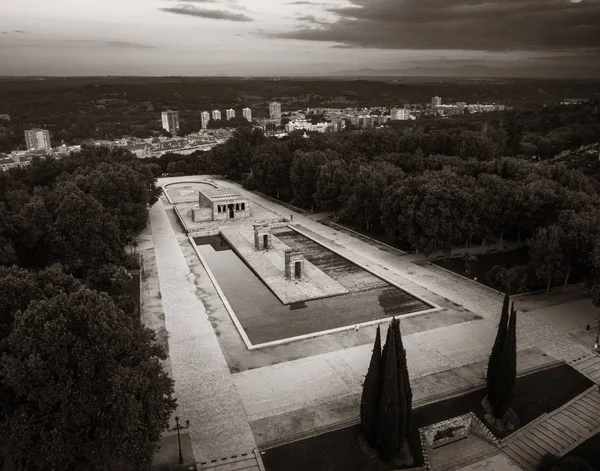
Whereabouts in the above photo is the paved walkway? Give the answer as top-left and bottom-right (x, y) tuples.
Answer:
(456, 454), (523, 471)
(501, 385), (600, 470)
(251, 348), (559, 449)
(154, 177), (594, 466)
(149, 201), (258, 463)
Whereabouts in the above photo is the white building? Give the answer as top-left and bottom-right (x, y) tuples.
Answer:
(242, 107), (252, 122)
(201, 111), (210, 129)
(225, 109), (235, 120)
(284, 120), (335, 133)
(431, 96), (442, 107)
(390, 108), (410, 120)
(269, 102), (282, 121)
(161, 110), (180, 135)
(212, 109), (222, 121)
(24, 128), (51, 150)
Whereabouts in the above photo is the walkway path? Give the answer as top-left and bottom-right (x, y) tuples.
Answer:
(154, 177), (592, 450)
(570, 353), (600, 383)
(501, 386), (600, 470)
(149, 201), (258, 464)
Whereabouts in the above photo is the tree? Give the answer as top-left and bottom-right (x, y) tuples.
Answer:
(392, 318), (412, 442)
(342, 162), (403, 231)
(490, 303), (517, 419)
(49, 182), (123, 277)
(290, 150), (330, 209)
(314, 160), (350, 217)
(361, 326), (381, 447)
(376, 325), (400, 463)
(529, 225), (565, 295)
(1, 288), (176, 470)
(487, 290), (510, 411)
(249, 141), (292, 198)
(70, 162), (155, 241)
(463, 252), (477, 275)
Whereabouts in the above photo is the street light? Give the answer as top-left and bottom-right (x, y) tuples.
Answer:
(167, 416), (190, 465)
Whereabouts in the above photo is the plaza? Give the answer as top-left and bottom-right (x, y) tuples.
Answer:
(142, 175), (600, 470)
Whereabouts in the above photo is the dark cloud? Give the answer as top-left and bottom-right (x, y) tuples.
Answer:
(296, 14), (331, 25)
(287, 1), (320, 3)
(13, 30), (28, 34)
(161, 4), (253, 21)
(273, 0), (600, 53)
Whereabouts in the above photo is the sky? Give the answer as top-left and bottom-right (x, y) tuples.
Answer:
(1, 0), (599, 77)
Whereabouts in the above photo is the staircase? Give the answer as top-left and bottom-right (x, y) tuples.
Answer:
(197, 450), (264, 471)
(501, 386), (600, 470)
(428, 435), (499, 471)
(570, 353), (600, 384)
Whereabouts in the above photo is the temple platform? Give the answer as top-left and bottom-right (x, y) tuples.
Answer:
(219, 226), (349, 305)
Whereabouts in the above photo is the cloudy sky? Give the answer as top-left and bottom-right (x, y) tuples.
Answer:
(1, 0), (599, 76)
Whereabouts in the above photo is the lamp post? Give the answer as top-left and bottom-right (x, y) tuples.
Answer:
(167, 416), (190, 465)
(595, 319), (600, 349)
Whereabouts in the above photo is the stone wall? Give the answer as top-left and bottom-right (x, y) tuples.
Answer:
(419, 412), (500, 450)
(420, 414), (473, 448)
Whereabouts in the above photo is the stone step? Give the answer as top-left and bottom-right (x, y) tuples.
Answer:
(429, 436), (498, 471)
(502, 386), (600, 470)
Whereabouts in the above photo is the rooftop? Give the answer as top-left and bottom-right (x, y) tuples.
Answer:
(200, 186), (244, 202)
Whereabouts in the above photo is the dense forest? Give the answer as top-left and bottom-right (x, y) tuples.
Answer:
(152, 101), (600, 295)
(0, 148), (174, 470)
(1, 76), (599, 151)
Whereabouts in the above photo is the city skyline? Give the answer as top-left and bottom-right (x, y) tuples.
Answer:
(1, 0), (600, 77)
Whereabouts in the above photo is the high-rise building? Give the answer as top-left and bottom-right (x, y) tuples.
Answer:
(269, 102), (282, 121)
(212, 109), (222, 121)
(24, 128), (51, 150)
(226, 109), (235, 120)
(431, 96), (442, 107)
(201, 111), (210, 130)
(161, 110), (180, 135)
(390, 108), (410, 120)
(242, 108), (252, 122)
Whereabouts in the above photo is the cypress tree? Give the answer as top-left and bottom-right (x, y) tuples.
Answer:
(361, 326), (382, 447)
(392, 318), (412, 440)
(376, 325), (400, 463)
(487, 288), (510, 409)
(492, 303), (517, 418)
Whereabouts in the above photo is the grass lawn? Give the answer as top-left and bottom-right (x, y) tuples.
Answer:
(432, 247), (586, 294)
(565, 430), (600, 470)
(262, 364), (592, 471)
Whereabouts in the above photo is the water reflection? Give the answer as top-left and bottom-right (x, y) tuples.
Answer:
(193, 235), (428, 345)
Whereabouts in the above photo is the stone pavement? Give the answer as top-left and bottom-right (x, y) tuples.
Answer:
(149, 200), (257, 463)
(153, 177), (593, 467)
(250, 348), (559, 449)
(456, 454), (523, 471)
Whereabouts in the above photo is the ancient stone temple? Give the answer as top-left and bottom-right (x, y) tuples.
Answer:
(254, 224), (272, 250)
(193, 186), (250, 222)
(284, 249), (305, 280)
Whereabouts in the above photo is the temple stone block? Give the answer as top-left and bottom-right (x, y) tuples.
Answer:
(285, 249), (305, 280)
(254, 224), (272, 251)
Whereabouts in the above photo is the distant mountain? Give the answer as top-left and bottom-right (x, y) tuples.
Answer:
(334, 65), (600, 79)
